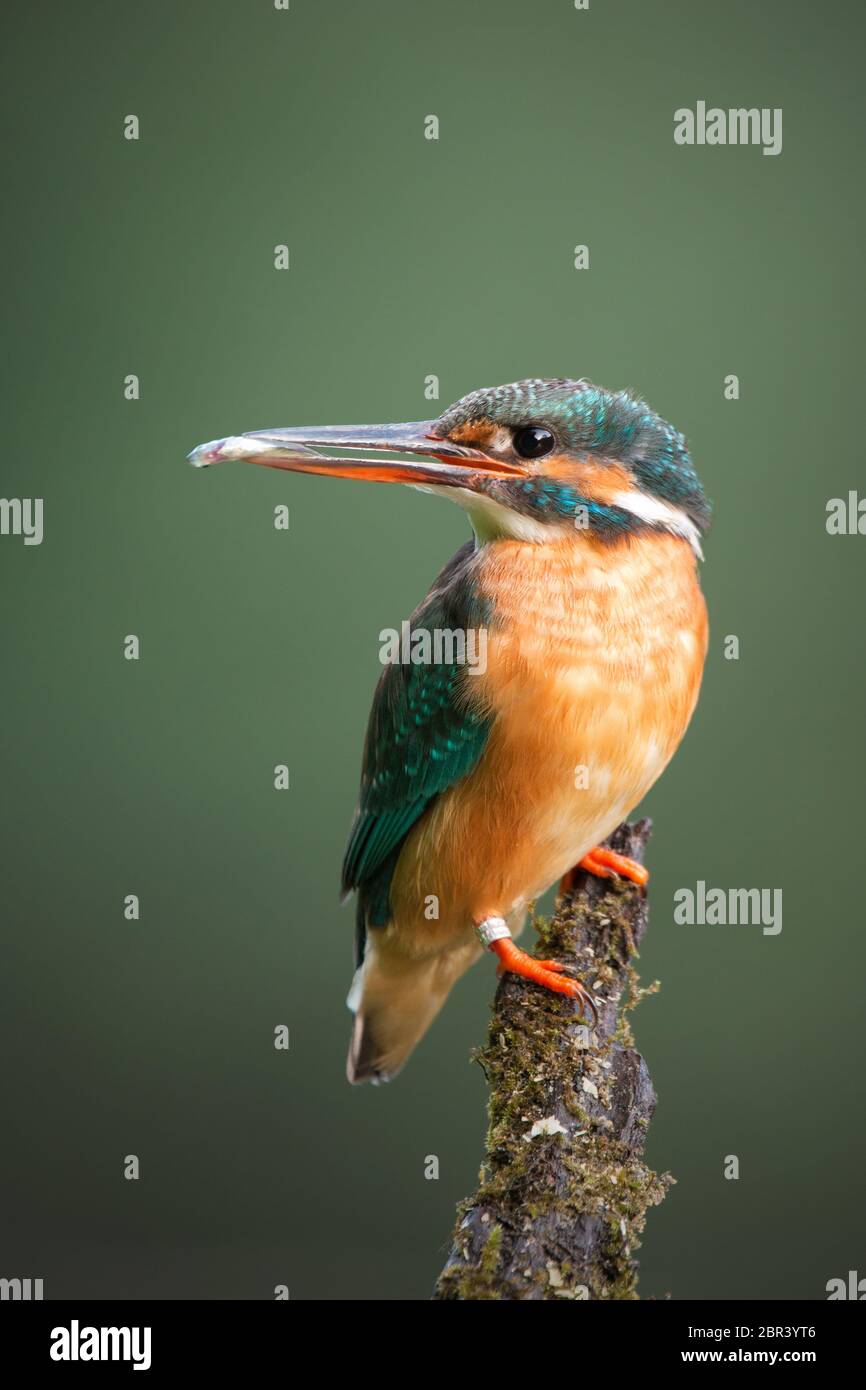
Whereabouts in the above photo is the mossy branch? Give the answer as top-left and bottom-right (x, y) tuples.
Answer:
(432, 819), (671, 1301)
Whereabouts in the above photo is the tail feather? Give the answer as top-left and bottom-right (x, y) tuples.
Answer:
(346, 940), (479, 1084)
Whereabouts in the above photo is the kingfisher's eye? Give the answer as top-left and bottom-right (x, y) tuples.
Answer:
(513, 426), (555, 459)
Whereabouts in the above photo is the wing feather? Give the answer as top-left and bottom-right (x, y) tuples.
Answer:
(342, 542), (491, 953)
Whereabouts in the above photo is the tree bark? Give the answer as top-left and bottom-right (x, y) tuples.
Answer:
(432, 819), (671, 1301)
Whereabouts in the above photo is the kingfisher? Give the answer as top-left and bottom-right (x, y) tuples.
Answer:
(188, 379), (710, 1083)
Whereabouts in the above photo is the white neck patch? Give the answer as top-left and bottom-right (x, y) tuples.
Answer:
(607, 489), (704, 559)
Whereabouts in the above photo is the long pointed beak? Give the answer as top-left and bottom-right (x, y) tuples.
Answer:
(186, 420), (525, 488)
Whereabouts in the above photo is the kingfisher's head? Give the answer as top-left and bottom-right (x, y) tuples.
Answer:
(188, 377), (710, 555)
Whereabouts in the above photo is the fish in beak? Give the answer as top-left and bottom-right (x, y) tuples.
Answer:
(186, 420), (526, 489)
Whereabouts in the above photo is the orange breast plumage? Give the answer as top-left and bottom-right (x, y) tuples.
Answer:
(388, 530), (708, 948)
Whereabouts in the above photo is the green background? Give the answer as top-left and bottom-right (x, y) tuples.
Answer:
(2, 0), (864, 1300)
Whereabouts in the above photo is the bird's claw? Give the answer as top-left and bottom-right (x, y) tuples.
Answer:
(552, 972), (599, 1027)
(489, 938), (598, 1026)
(562, 846), (649, 891)
(495, 956), (574, 978)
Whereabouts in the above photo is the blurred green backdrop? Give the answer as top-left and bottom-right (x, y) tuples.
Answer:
(1, 0), (864, 1300)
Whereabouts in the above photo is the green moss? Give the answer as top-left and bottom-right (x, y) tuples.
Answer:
(480, 1222), (503, 1276)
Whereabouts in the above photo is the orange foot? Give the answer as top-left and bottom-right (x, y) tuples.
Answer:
(490, 937), (598, 1026)
(560, 846), (649, 895)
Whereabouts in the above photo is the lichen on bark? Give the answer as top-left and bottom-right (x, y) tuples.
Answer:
(433, 819), (672, 1301)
